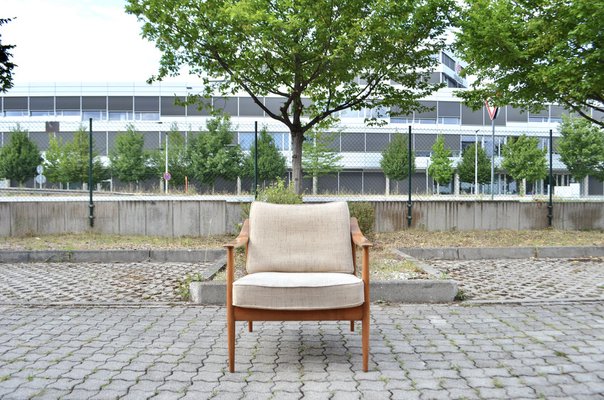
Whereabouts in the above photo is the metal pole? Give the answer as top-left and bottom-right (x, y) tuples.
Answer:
(165, 132), (169, 194)
(88, 118), (95, 228)
(548, 129), (553, 227)
(475, 130), (478, 196)
(407, 125), (412, 228)
(491, 118), (495, 199)
(254, 121), (258, 199)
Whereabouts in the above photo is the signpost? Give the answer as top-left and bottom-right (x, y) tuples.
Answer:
(485, 99), (499, 199)
(35, 165), (45, 189)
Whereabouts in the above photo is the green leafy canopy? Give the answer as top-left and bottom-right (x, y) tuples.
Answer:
(380, 132), (415, 182)
(0, 127), (41, 185)
(126, 0), (457, 193)
(558, 116), (604, 181)
(454, 0), (604, 127)
(428, 135), (454, 186)
(501, 135), (547, 184)
(457, 143), (490, 185)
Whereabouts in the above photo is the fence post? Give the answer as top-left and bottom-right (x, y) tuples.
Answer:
(88, 118), (95, 228)
(548, 128), (553, 227)
(407, 125), (413, 228)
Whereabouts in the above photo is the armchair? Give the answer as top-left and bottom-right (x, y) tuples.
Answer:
(224, 201), (371, 372)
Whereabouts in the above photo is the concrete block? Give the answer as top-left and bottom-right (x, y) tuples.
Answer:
(0, 203), (11, 237)
(10, 202), (37, 236)
(190, 279), (457, 305)
(0, 251), (31, 263)
(519, 202), (548, 230)
(63, 202), (89, 234)
(70, 250), (150, 263)
(537, 246), (604, 259)
(119, 201), (146, 235)
(190, 281), (226, 305)
(397, 248), (459, 260)
(145, 201), (172, 237)
(226, 202), (245, 234)
(172, 201), (200, 236)
(149, 249), (223, 263)
(497, 201), (520, 230)
(476, 202), (498, 231)
(200, 201), (226, 236)
(93, 202), (119, 234)
(456, 247), (534, 260)
(36, 202), (65, 235)
(455, 202), (476, 231)
(371, 280), (458, 303)
(27, 251), (71, 262)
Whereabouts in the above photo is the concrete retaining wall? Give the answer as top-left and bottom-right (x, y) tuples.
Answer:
(1, 199), (602, 237)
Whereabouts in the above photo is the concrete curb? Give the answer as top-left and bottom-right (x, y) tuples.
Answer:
(190, 279), (458, 305)
(398, 246), (604, 260)
(0, 249), (224, 263)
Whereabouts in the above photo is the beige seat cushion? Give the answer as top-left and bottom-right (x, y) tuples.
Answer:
(233, 272), (364, 310)
(247, 202), (354, 274)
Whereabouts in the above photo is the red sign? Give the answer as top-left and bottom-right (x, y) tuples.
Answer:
(485, 98), (499, 120)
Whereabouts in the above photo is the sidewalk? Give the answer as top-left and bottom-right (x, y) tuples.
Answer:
(0, 254), (603, 399)
(1, 302), (603, 399)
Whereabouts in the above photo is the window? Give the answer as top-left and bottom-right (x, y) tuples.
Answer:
(82, 111), (107, 120)
(238, 132), (254, 150)
(135, 112), (160, 121)
(441, 52), (456, 71)
(108, 111), (133, 121)
(438, 117), (460, 125)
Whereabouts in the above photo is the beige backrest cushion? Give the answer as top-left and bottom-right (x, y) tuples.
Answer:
(246, 202), (354, 274)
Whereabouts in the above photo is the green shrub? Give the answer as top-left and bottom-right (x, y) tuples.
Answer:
(257, 178), (303, 204)
(241, 178), (303, 220)
(348, 202), (375, 235)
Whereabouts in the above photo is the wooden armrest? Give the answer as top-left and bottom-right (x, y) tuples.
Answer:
(224, 219), (249, 249)
(350, 218), (372, 248)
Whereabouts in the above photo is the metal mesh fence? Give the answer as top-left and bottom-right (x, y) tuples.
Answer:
(0, 118), (601, 201)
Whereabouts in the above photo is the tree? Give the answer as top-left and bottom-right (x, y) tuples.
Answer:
(243, 128), (287, 188)
(457, 143), (490, 192)
(126, 0), (456, 193)
(155, 123), (190, 187)
(62, 128), (108, 187)
(0, 18), (16, 92)
(428, 135), (454, 194)
(110, 125), (156, 190)
(188, 116), (243, 192)
(381, 132), (415, 192)
(502, 135), (547, 196)
(454, 0), (604, 127)
(558, 117), (604, 188)
(0, 127), (41, 186)
(44, 135), (67, 185)
(302, 128), (343, 194)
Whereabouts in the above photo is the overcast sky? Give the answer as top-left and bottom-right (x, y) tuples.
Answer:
(3, 0), (170, 84)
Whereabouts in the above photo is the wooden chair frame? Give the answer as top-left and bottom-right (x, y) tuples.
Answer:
(224, 217), (372, 372)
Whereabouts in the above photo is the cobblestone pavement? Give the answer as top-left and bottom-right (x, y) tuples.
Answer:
(0, 262), (217, 304)
(426, 258), (604, 301)
(0, 302), (603, 399)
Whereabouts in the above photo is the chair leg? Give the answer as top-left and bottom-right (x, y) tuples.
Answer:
(362, 312), (370, 372)
(350, 321), (355, 332)
(248, 321), (253, 332)
(228, 308), (235, 372)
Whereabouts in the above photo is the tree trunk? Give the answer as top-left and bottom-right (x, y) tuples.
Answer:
(312, 174), (318, 195)
(291, 132), (304, 195)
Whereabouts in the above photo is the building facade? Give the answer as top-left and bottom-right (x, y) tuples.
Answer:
(1, 51), (603, 196)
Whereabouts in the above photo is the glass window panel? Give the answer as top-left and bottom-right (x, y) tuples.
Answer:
(30, 97), (54, 111)
(187, 97), (211, 116)
(507, 106), (528, 122)
(3, 97), (28, 109)
(239, 97), (264, 116)
(108, 96), (133, 111)
(82, 96), (107, 110)
(341, 133), (364, 151)
(212, 97), (237, 116)
(365, 133), (390, 152)
(438, 101), (460, 117)
(161, 96), (186, 116)
(56, 96), (80, 110)
(416, 101), (437, 118)
(239, 132), (254, 150)
(134, 96), (159, 112)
